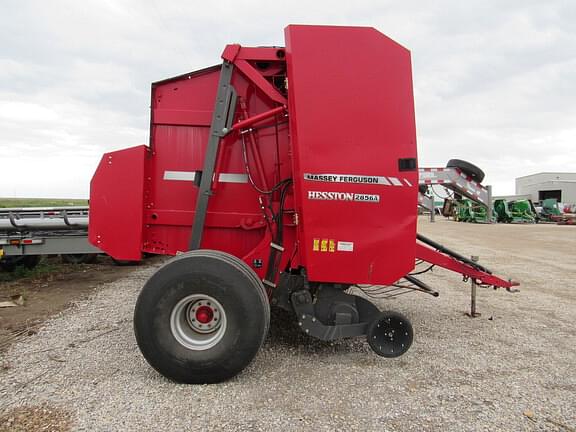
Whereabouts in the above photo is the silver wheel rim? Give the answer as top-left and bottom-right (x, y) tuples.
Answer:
(170, 294), (227, 351)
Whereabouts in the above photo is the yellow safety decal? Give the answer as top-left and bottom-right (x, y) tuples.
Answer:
(312, 238), (320, 251)
(314, 238), (343, 253)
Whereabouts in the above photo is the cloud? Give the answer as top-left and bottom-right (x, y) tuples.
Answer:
(1, 0), (574, 197)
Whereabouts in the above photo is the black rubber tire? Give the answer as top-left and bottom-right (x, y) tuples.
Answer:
(367, 311), (413, 358)
(0, 255), (41, 272)
(61, 254), (98, 264)
(446, 159), (485, 183)
(134, 249), (270, 384)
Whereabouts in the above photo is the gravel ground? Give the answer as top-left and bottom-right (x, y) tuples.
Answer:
(1, 218), (575, 431)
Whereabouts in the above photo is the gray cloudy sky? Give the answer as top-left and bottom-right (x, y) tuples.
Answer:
(1, 0), (574, 197)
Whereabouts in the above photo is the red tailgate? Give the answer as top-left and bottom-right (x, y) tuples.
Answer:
(285, 25), (418, 285)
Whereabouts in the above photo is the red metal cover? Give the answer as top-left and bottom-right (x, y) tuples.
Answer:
(285, 25), (418, 284)
(89, 145), (146, 260)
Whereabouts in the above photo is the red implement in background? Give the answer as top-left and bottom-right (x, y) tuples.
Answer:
(89, 25), (519, 384)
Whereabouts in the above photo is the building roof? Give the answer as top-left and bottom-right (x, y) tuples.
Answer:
(516, 172), (576, 180)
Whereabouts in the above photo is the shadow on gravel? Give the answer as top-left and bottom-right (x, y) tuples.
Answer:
(265, 307), (369, 355)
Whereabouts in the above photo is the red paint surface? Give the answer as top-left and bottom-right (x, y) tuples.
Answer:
(90, 25), (419, 284)
(285, 25), (418, 284)
(89, 145), (146, 260)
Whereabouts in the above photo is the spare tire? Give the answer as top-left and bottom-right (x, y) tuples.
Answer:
(446, 159), (485, 183)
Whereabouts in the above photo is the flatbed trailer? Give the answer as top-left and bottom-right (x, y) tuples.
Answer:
(417, 163), (493, 222)
(0, 206), (101, 269)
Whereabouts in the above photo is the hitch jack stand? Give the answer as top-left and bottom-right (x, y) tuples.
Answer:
(466, 255), (481, 318)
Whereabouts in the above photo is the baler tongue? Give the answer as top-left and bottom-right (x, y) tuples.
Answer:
(415, 234), (517, 289)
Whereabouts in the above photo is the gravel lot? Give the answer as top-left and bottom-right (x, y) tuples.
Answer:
(1, 218), (575, 431)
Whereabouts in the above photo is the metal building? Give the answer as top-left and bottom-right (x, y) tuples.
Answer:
(516, 173), (576, 203)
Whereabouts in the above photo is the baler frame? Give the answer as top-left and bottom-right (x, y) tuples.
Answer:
(89, 25), (520, 384)
(182, 50), (517, 294)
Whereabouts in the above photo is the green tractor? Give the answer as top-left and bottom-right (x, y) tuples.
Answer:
(494, 199), (537, 223)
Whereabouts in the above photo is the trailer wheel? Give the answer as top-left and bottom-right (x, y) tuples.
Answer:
(367, 311), (413, 358)
(446, 159), (485, 183)
(0, 255), (42, 272)
(134, 250), (269, 384)
(61, 254), (98, 264)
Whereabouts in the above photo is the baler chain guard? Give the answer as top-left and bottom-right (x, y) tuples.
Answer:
(291, 290), (367, 341)
(287, 283), (415, 358)
(275, 272), (384, 342)
(290, 287), (380, 341)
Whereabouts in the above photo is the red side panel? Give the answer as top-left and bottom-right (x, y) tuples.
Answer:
(89, 145), (146, 260)
(141, 64), (288, 261)
(285, 25), (418, 285)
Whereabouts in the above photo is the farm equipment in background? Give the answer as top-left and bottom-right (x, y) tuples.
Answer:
(0, 206), (101, 271)
(538, 198), (562, 222)
(537, 199), (576, 225)
(555, 214), (576, 225)
(89, 25), (519, 384)
(417, 159), (493, 223)
(493, 199), (537, 223)
(454, 199), (492, 223)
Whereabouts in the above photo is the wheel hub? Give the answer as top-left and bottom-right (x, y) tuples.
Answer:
(186, 300), (221, 334)
(170, 294), (227, 350)
(195, 305), (214, 324)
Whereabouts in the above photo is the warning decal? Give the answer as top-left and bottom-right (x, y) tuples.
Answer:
(313, 238), (320, 251)
(313, 239), (354, 253)
(337, 241), (354, 252)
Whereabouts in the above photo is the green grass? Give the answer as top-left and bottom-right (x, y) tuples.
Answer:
(0, 198), (88, 208)
(0, 259), (61, 282)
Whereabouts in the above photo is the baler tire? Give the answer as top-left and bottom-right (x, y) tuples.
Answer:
(134, 249), (269, 384)
(61, 254), (98, 264)
(446, 159), (485, 183)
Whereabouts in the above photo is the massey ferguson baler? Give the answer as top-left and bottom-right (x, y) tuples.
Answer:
(89, 25), (518, 383)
